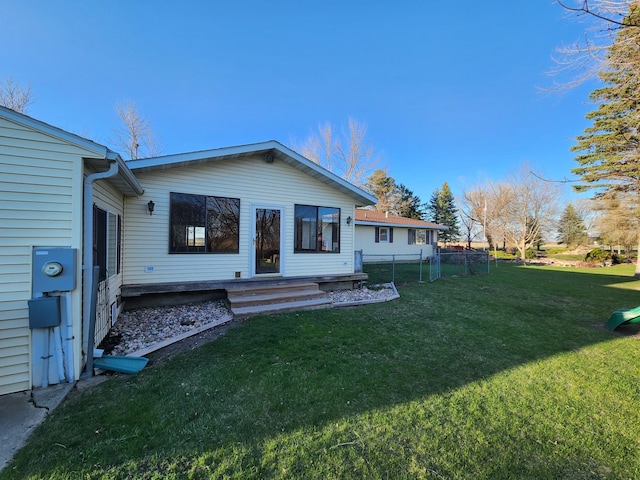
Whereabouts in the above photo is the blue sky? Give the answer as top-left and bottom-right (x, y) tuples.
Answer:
(3, 1), (599, 204)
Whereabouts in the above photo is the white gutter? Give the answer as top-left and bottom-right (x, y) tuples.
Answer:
(81, 156), (119, 377)
(355, 221), (449, 230)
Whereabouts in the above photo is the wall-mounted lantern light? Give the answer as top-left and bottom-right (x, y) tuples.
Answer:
(147, 200), (155, 216)
(346, 216), (352, 225)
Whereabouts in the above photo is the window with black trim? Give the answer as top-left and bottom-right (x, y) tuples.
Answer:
(170, 192), (240, 253)
(93, 206), (121, 281)
(375, 226), (393, 243)
(294, 204), (340, 253)
(408, 229), (427, 245)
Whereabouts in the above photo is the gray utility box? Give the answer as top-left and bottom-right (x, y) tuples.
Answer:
(32, 247), (77, 294)
(28, 296), (61, 329)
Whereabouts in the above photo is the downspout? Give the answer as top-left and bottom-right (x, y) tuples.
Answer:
(81, 156), (119, 377)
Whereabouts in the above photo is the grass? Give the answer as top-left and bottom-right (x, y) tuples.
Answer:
(3, 263), (640, 479)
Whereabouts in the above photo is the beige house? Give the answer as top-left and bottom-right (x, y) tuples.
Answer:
(0, 106), (143, 395)
(354, 209), (447, 261)
(123, 143), (375, 285)
(0, 107), (376, 396)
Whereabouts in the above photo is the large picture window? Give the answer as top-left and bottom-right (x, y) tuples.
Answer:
(170, 192), (240, 253)
(294, 204), (340, 253)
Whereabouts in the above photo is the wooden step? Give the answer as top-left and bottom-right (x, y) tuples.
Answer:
(225, 281), (319, 296)
(227, 284), (325, 308)
(226, 282), (331, 318)
(231, 297), (332, 318)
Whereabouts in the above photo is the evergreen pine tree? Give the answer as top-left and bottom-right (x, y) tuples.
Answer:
(365, 170), (399, 214)
(365, 170), (424, 218)
(427, 188), (442, 224)
(397, 183), (424, 219)
(426, 181), (460, 244)
(571, 2), (640, 276)
(557, 204), (588, 248)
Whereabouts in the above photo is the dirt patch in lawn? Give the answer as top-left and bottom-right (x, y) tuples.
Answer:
(143, 318), (244, 366)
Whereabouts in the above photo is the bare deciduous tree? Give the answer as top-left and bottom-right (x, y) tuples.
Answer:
(292, 117), (379, 187)
(591, 193), (638, 253)
(460, 165), (561, 260)
(336, 118), (378, 187)
(458, 209), (477, 249)
(550, 0), (635, 90)
(558, 0), (637, 27)
(495, 166), (561, 260)
(459, 181), (505, 250)
(0, 78), (34, 113)
(113, 101), (162, 159)
(294, 122), (335, 172)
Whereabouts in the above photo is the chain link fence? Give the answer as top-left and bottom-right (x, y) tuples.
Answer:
(431, 251), (491, 281)
(359, 252), (426, 285)
(358, 249), (490, 284)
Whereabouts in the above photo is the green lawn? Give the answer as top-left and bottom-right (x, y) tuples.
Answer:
(3, 263), (640, 479)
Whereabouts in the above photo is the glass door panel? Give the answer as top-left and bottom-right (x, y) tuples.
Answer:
(255, 208), (281, 275)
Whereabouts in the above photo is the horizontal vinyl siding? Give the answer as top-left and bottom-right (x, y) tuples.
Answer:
(124, 155), (357, 284)
(356, 225), (435, 261)
(0, 116), (90, 394)
(92, 179), (125, 344)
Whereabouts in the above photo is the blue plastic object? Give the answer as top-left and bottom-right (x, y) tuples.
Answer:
(93, 355), (149, 374)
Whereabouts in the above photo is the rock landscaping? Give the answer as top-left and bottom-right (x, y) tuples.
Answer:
(103, 284), (398, 356)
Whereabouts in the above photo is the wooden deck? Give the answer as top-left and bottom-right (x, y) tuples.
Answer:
(120, 273), (368, 313)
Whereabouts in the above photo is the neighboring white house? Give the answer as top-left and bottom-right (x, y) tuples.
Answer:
(354, 208), (448, 261)
(0, 107), (377, 396)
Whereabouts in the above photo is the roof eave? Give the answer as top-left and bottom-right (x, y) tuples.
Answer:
(126, 140), (377, 206)
(113, 154), (145, 196)
(0, 105), (109, 158)
(0, 106), (144, 197)
(355, 221), (449, 230)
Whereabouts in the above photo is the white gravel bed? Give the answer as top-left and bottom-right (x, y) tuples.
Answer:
(108, 300), (232, 356)
(328, 283), (398, 305)
(108, 284), (398, 355)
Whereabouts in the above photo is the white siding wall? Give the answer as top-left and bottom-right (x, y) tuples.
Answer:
(0, 117), (91, 395)
(355, 225), (435, 262)
(92, 178), (125, 343)
(124, 156), (357, 284)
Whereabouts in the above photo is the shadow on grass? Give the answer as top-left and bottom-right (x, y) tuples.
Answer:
(4, 263), (640, 478)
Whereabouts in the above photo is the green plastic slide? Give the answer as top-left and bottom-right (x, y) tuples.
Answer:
(606, 306), (640, 331)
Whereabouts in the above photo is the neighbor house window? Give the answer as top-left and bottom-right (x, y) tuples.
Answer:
(294, 204), (340, 253)
(408, 229), (427, 245)
(375, 227), (393, 243)
(170, 192), (240, 253)
(93, 206), (121, 281)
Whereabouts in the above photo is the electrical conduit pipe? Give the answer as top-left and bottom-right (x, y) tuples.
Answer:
(63, 291), (74, 382)
(81, 157), (119, 378)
